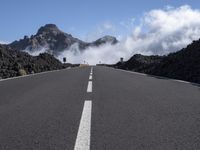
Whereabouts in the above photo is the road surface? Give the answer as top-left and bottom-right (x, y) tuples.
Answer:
(0, 66), (200, 150)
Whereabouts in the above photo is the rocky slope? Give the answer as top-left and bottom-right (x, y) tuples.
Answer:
(114, 39), (200, 84)
(0, 44), (73, 79)
(115, 54), (163, 73)
(9, 24), (118, 55)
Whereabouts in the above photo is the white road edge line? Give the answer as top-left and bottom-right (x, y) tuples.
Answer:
(74, 100), (92, 150)
(87, 81), (92, 92)
(117, 68), (147, 76)
(0, 67), (72, 82)
(115, 68), (197, 85)
(173, 79), (190, 84)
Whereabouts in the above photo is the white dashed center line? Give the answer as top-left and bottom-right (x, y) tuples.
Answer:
(89, 75), (92, 80)
(74, 67), (93, 150)
(74, 100), (92, 150)
(87, 81), (92, 93)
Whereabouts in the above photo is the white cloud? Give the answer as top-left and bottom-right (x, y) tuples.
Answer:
(58, 38), (152, 65)
(103, 22), (115, 30)
(24, 45), (49, 56)
(58, 5), (200, 65)
(0, 40), (9, 44)
(120, 17), (135, 31)
(85, 21), (116, 42)
(130, 5), (200, 54)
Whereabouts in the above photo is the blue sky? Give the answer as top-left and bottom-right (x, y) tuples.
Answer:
(0, 0), (199, 43)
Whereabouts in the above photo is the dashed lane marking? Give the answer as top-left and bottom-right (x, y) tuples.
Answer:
(87, 81), (92, 93)
(89, 75), (92, 80)
(74, 100), (92, 150)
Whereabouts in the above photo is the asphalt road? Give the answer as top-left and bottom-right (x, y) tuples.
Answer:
(0, 66), (200, 150)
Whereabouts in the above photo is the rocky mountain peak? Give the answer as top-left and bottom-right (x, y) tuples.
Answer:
(92, 35), (118, 46)
(101, 35), (117, 41)
(36, 24), (61, 35)
(98, 35), (118, 43)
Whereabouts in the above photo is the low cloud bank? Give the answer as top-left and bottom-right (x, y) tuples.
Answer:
(0, 40), (9, 44)
(58, 5), (200, 65)
(24, 46), (49, 56)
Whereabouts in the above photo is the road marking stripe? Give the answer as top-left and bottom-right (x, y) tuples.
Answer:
(87, 81), (92, 92)
(114, 68), (200, 85)
(0, 67), (74, 82)
(74, 100), (92, 150)
(90, 67), (93, 74)
(89, 75), (92, 80)
(116, 68), (147, 76)
(0, 69), (60, 82)
(173, 80), (190, 84)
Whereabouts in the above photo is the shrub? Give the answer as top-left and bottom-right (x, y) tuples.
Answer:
(18, 69), (27, 76)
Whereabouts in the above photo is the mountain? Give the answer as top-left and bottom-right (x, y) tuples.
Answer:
(114, 39), (200, 84)
(9, 24), (87, 55)
(9, 24), (118, 55)
(0, 44), (74, 79)
(90, 35), (118, 47)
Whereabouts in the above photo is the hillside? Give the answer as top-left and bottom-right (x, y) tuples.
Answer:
(114, 39), (200, 84)
(0, 44), (69, 79)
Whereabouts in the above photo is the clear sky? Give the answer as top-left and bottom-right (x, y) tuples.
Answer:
(0, 0), (199, 43)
